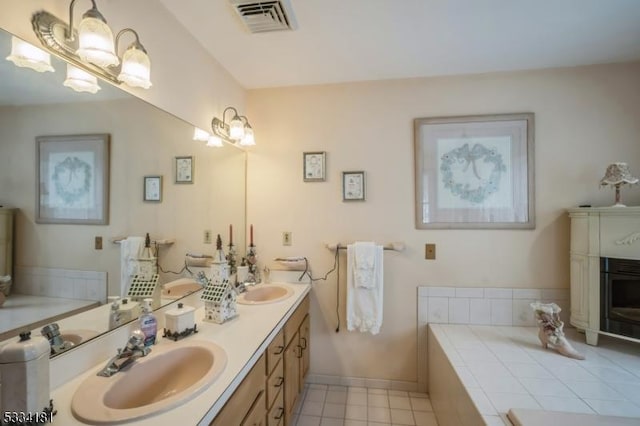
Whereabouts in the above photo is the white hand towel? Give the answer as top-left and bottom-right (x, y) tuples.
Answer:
(346, 243), (384, 335)
(120, 236), (144, 297)
(353, 241), (376, 288)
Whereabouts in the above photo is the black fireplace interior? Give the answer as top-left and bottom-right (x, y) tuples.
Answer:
(601, 257), (640, 339)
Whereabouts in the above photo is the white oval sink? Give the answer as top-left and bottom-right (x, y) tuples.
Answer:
(161, 278), (202, 300)
(61, 329), (100, 346)
(237, 284), (294, 305)
(71, 340), (227, 424)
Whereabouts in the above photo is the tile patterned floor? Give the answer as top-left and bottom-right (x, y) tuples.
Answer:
(292, 384), (439, 426)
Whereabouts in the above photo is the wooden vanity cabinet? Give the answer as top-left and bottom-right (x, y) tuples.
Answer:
(266, 328), (285, 426)
(283, 296), (310, 425)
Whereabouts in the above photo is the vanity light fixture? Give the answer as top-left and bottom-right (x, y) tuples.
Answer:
(5, 36), (54, 73)
(211, 107), (256, 146)
(193, 127), (210, 142)
(32, 1), (152, 89)
(63, 63), (101, 93)
(206, 136), (224, 147)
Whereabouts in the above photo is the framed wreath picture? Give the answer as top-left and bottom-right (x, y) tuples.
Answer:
(36, 134), (110, 225)
(414, 113), (534, 229)
(342, 171), (365, 201)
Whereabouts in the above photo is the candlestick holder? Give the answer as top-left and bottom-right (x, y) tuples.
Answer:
(226, 242), (237, 278)
(247, 244), (259, 283)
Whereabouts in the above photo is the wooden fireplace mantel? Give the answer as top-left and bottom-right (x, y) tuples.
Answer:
(568, 206), (640, 345)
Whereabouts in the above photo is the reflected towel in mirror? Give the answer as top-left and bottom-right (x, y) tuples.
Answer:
(120, 237), (145, 297)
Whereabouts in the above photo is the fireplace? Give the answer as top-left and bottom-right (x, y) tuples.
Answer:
(601, 257), (640, 340)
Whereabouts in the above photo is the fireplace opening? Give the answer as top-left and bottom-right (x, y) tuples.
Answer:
(601, 257), (640, 340)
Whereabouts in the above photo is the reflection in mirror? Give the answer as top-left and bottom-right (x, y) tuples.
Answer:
(0, 28), (246, 356)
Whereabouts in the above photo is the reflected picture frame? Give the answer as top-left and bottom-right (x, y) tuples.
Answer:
(175, 156), (194, 184)
(143, 176), (162, 202)
(36, 134), (110, 225)
(342, 171), (366, 201)
(303, 151), (326, 182)
(414, 113), (535, 229)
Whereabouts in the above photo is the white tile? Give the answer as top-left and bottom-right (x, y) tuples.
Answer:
(455, 288), (484, 298)
(408, 392), (429, 399)
(345, 405), (367, 421)
(490, 299), (513, 325)
(541, 289), (569, 300)
(484, 392), (541, 413)
(367, 387), (388, 394)
(326, 390), (348, 404)
(418, 297), (428, 326)
(320, 418), (344, 426)
(517, 378), (574, 397)
(512, 289), (542, 299)
(343, 420), (366, 426)
(512, 299), (537, 326)
(427, 286), (455, 297)
(348, 386), (367, 393)
(302, 400), (324, 416)
(545, 364), (598, 382)
(453, 365), (480, 388)
(563, 380), (626, 400)
(367, 406), (391, 423)
(413, 411), (438, 426)
(491, 347), (536, 363)
(587, 365), (640, 383)
(306, 389), (327, 402)
(367, 394), (388, 407)
(469, 299), (491, 325)
(347, 392), (368, 406)
(309, 384), (329, 390)
(418, 287), (429, 297)
(467, 389), (498, 415)
(482, 415), (508, 426)
(457, 347), (498, 363)
(485, 288), (513, 299)
(296, 415), (321, 426)
(584, 399), (640, 417)
(323, 402), (346, 419)
(389, 396), (411, 409)
(476, 376), (528, 394)
(410, 397), (433, 412)
(390, 408), (415, 425)
(533, 396), (595, 414)
(448, 298), (470, 324)
(388, 390), (409, 397)
(505, 363), (553, 379)
(466, 361), (511, 378)
(427, 297), (449, 324)
(607, 382), (640, 405)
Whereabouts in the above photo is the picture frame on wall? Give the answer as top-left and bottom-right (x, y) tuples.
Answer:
(303, 151), (326, 182)
(175, 156), (194, 184)
(342, 171), (366, 201)
(143, 176), (162, 202)
(36, 134), (110, 225)
(414, 113), (535, 229)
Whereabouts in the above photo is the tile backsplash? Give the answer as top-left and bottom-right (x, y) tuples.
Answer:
(14, 266), (106, 303)
(418, 286), (570, 327)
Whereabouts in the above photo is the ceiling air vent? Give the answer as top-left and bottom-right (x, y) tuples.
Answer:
(228, 0), (297, 33)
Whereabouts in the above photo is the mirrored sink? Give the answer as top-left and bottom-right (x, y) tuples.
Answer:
(161, 278), (203, 300)
(237, 284), (294, 305)
(61, 329), (100, 346)
(71, 340), (227, 424)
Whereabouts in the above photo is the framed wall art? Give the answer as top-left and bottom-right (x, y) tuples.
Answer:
(36, 134), (110, 225)
(175, 156), (194, 184)
(414, 113), (535, 229)
(143, 176), (162, 202)
(303, 151), (326, 182)
(342, 171), (365, 201)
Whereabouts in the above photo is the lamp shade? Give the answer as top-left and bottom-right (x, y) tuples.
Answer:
(76, 16), (119, 67)
(117, 45), (152, 88)
(600, 162), (639, 186)
(229, 116), (245, 140)
(239, 126), (255, 146)
(63, 64), (101, 94)
(193, 127), (210, 141)
(6, 36), (54, 73)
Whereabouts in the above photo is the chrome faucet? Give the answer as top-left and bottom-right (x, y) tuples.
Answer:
(97, 331), (151, 377)
(41, 323), (72, 355)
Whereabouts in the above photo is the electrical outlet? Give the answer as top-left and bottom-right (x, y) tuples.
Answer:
(203, 230), (212, 244)
(282, 231), (292, 246)
(95, 236), (102, 250)
(425, 243), (436, 260)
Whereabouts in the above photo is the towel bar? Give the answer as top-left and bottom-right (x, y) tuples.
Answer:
(325, 242), (405, 252)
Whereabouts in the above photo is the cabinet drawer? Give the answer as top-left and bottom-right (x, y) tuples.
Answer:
(284, 295), (309, 345)
(267, 328), (285, 375)
(267, 386), (285, 426)
(267, 357), (284, 410)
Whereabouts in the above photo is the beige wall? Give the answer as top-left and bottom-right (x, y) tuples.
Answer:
(0, 0), (246, 131)
(0, 99), (246, 297)
(247, 62), (640, 382)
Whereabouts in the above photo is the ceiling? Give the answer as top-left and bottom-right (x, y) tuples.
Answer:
(160, 0), (640, 89)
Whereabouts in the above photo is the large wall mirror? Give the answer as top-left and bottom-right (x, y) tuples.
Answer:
(0, 27), (246, 355)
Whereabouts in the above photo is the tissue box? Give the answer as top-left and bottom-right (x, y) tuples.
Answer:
(164, 303), (196, 335)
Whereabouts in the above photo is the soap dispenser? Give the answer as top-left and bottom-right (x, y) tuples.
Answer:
(0, 331), (50, 413)
(108, 296), (122, 329)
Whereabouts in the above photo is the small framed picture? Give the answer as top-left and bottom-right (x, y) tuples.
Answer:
(175, 156), (194, 184)
(144, 176), (162, 202)
(303, 151), (326, 182)
(342, 171), (365, 201)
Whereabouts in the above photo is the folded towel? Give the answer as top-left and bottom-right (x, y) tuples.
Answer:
(120, 236), (144, 297)
(353, 242), (376, 288)
(346, 243), (384, 335)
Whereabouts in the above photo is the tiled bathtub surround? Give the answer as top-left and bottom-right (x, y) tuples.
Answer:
(14, 266), (107, 302)
(431, 324), (640, 423)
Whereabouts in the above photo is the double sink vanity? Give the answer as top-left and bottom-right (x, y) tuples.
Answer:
(46, 280), (311, 425)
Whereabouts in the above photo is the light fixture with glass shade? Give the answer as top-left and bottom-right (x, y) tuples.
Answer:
(5, 36), (54, 73)
(31, 1), (152, 90)
(63, 63), (101, 93)
(211, 107), (256, 147)
(206, 136), (224, 147)
(193, 127), (210, 142)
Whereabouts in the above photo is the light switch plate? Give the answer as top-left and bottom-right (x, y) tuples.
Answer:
(282, 232), (292, 246)
(425, 243), (436, 260)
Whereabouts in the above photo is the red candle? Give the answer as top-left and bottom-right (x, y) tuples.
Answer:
(229, 224), (233, 245)
(250, 224), (254, 246)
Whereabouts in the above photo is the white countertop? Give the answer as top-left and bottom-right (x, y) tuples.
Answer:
(0, 294), (99, 341)
(48, 281), (311, 425)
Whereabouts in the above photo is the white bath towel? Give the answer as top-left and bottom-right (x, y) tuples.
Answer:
(120, 236), (144, 297)
(347, 242), (384, 334)
(353, 242), (377, 288)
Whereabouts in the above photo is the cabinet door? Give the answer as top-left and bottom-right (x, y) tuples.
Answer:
(242, 390), (266, 426)
(299, 314), (310, 384)
(283, 331), (300, 425)
(570, 254), (589, 328)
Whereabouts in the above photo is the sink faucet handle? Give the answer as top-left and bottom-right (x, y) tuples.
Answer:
(126, 330), (145, 350)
